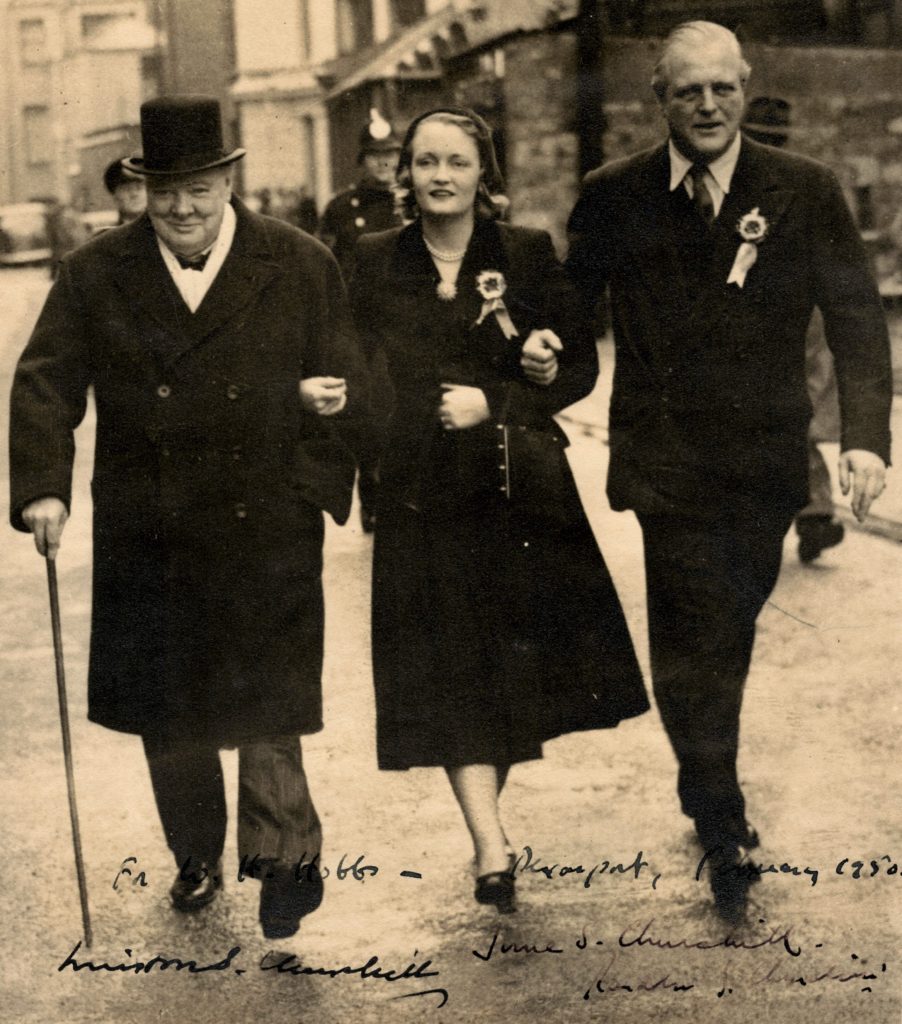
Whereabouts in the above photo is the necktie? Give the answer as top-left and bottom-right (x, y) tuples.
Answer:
(175, 250), (210, 271)
(689, 164), (715, 227)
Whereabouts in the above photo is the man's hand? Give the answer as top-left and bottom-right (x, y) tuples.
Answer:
(521, 329), (562, 386)
(438, 384), (490, 431)
(839, 449), (886, 522)
(21, 497), (68, 559)
(299, 376), (347, 416)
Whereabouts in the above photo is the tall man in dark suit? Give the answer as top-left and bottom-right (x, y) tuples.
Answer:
(9, 96), (370, 941)
(565, 21), (892, 921)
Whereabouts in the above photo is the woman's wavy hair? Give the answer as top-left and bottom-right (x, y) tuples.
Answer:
(395, 107), (508, 220)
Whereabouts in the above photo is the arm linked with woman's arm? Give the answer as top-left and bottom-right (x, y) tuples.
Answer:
(492, 230), (599, 426)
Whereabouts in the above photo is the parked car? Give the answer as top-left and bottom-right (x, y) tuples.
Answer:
(0, 202), (51, 266)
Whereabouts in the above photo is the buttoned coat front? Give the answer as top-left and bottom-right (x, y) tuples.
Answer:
(9, 201), (370, 744)
(566, 138), (892, 519)
(351, 218), (648, 770)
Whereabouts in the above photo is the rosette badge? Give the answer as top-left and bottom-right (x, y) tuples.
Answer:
(474, 270), (519, 339)
(476, 271), (506, 301)
(728, 207), (770, 288)
(737, 207), (768, 243)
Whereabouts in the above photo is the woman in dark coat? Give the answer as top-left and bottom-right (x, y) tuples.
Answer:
(351, 108), (648, 912)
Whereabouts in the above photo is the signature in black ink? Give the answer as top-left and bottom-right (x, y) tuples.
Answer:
(695, 847), (819, 887)
(583, 953), (695, 998)
(618, 918), (802, 958)
(59, 941), (241, 975)
(259, 950), (448, 1006)
(472, 932), (564, 961)
(238, 851), (380, 883)
(512, 846), (662, 890)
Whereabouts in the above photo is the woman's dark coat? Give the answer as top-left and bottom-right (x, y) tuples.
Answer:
(9, 200), (370, 745)
(352, 218), (648, 769)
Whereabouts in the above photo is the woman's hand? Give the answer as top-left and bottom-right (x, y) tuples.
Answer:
(438, 384), (490, 430)
(521, 329), (562, 386)
(299, 376), (347, 416)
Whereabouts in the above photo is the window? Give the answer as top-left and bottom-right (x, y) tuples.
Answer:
(82, 12), (133, 43)
(336, 0), (374, 54)
(391, 0), (425, 29)
(19, 18), (48, 66)
(23, 106), (53, 166)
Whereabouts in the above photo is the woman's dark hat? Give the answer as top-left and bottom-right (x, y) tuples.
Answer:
(122, 96), (245, 176)
(103, 158), (143, 193)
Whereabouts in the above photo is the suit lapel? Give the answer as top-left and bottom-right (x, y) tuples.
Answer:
(115, 201), (284, 366)
(628, 146), (696, 321)
(684, 139), (796, 337)
(114, 217), (196, 361)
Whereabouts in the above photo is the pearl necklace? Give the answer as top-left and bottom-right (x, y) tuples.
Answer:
(424, 236), (467, 263)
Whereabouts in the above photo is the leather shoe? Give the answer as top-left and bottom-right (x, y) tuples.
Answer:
(259, 862), (324, 940)
(701, 844), (760, 926)
(797, 515), (844, 563)
(475, 870), (516, 914)
(170, 859), (222, 912)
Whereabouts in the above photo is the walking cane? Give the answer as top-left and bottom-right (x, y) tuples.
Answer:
(46, 556), (93, 948)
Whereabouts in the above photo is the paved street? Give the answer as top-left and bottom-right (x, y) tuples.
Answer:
(1, 266), (899, 1024)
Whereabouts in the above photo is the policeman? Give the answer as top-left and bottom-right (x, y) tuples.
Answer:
(319, 109), (403, 279)
(320, 110), (403, 532)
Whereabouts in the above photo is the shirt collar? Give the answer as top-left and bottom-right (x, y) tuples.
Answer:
(668, 133), (742, 193)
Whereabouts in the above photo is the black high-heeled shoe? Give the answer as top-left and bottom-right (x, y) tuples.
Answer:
(475, 870), (516, 914)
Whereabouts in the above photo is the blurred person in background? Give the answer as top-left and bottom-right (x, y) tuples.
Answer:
(103, 158), (147, 225)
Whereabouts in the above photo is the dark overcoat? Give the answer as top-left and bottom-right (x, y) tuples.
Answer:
(9, 200), (370, 745)
(352, 218), (648, 769)
(566, 138), (892, 519)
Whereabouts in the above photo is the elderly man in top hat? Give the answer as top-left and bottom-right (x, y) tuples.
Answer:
(9, 96), (370, 941)
(565, 22), (892, 922)
(319, 109), (403, 532)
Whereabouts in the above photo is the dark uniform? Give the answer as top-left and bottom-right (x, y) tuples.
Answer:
(319, 180), (401, 279)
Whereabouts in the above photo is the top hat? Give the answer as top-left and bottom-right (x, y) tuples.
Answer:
(123, 95), (245, 176)
(743, 97), (792, 144)
(358, 109), (402, 160)
(103, 158), (143, 193)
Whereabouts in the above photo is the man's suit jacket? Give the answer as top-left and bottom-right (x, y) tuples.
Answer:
(8, 199), (370, 745)
(566, 136), (892, 519)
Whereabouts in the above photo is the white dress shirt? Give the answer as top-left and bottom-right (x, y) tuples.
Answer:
(668, 134), (742, 219)
(156, 202), (237, 313)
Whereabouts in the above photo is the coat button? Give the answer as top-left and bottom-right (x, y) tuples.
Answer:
(232, 445), (243, 461)
(226, 384), (241, 400)
(156, 384), (171, 398)
(234, 503), (248, 519)
(161, 446), (170, 458)
(354, 217), (365, 228)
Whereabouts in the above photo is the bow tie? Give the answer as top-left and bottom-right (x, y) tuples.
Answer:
(175, 250), (211, 271)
